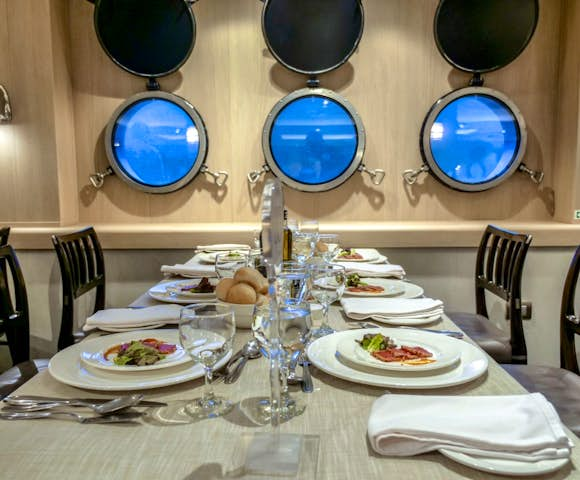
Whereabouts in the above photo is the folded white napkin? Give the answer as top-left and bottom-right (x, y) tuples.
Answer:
(333, 262), (406, 278)
(341, 297), (443, 319)
(161, 257), (217, 277)
(368, 393), (573, 462)
(83, 305), (183, 331)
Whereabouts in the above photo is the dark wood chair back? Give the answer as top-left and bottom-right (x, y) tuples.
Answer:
(0, 244), (30, 364)
(51, 227), (105, 350)
(475, 225), (532, 364)
(0, 227), (9, 246)
(560, 246), (580, 373)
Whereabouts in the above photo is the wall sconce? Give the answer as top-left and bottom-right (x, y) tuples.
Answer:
(0, 85), (12, 123)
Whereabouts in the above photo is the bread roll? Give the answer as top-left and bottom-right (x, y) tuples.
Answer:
(215, 278), (235, 301)
(226, 282), (257, 304)
(234, 267), (266, 292)
(255, 293), (268, 306)
(258, 277), (269, 295)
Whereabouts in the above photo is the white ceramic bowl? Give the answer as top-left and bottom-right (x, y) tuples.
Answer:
(217, 301), (255, 329)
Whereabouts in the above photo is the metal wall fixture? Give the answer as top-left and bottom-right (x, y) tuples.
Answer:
(403, 0), (543, 191)
(0, 85), (12, 123)
(88, 0), (226, 193)
(248, 0), (384, 192)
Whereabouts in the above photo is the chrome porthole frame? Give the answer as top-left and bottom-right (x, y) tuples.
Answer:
(104, 91), (208, 194)
(420, 86), (527, 192)
(262, 88), (366, 192)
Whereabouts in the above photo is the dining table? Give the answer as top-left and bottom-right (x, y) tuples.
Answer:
(0, 268), (579, 479)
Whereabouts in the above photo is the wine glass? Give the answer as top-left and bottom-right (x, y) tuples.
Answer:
(316, 234), (340, 263)
(276, 261), (310, 304)
(309, 264), (346, 337)
(215, 251), (249, 278)
(298, 219), (319, 236)
(179, 303), (236, 419)
(292, 232), (317, 264)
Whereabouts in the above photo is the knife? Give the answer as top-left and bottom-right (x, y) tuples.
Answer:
(5, 395), (167, 407)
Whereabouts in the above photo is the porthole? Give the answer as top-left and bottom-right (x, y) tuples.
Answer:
(262, 88), (365, 192)
(420, 87), (526, 192)
(105, 91), (208, 193)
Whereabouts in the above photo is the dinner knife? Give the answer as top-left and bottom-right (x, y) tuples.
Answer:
(5, 395), (167, 407)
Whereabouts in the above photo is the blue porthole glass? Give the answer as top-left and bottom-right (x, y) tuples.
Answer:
(428, 94), (520, 185)
(269, 95), (358, 185)
(112, 98), (201, 187)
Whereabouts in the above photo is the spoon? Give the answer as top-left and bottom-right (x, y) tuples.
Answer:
(224, 339), (261, 384)
(3, 394), (144, 414)
(0, 410), (143, 424)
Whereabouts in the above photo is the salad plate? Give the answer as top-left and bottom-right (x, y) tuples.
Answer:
(335, 331), (461, 372)
(148, 279), (217, 304)
(197, 250), (248, 264)
(49, 330), (233, 391)
(334, 248), (380, 263)
(307, 328), (488, 389)
(343, 278), (405, 297)
(439, 449), (570, 477)
(80, 332), (189, 372)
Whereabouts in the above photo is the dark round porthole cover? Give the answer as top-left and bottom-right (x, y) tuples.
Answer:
(105, 91), (208, 194)
(262, 88), (365, 192)
(94, 0), (196, 77)
(262, 0), (364, 75)
(434, 0), (539, 73)
(420, 87), (527, 192)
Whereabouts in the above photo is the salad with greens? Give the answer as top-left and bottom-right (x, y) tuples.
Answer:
(104, 339), (177, 367)
(356, 333), (395, 353)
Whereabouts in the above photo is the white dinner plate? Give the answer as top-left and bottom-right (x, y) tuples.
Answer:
(439, 449), (570, 477)
(307, 328), (488, 389)
(343, 278), (405, 297)
(369, 313), (442, 326)
(97, 323), (167, 333)
(197, 250), (249, 264)
(80, 332), (189, 372)
(148, 279), (217, 304)
(334, 248), (380, 263)
(336, 331), (461, 372)
(196, 244), (250, 252)
(49, 329), (232, 391)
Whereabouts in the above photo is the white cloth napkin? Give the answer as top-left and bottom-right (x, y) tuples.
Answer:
(333, 262), (406, 278)
(341, 297), (444, 319)
(83, 305), (183, 331)
(368, 393), (573, 462)
(161, 257), (217, 277)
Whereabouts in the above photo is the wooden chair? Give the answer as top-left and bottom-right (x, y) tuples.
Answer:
(51, 227), (105, 350)
(0, 226), (9, 246)
(503, 246), (580, 435)
(447, 225), (532, 364)
(0, 245), (48, 398)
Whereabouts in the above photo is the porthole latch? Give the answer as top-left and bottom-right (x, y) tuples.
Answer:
(247, 164), (271, 184)
(200, 165), (229, 187)
(518, 163), (544, 184)
(358, 164), (385, 185)
(89, 167), (115, 189)
(402, 164), (430, 185)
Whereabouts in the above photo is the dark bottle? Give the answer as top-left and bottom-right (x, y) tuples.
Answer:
(282, 209), (293, 262)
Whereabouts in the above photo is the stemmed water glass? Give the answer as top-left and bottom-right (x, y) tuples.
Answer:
(292, 232), (317, 264)
(215, 251), (249, 278)
(316, 234), (340, 263)
(275, 261), (310, 304)
(179, 303), (236, 419)
(309, 264), (346, 337)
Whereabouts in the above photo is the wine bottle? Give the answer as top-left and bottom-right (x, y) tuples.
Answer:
(282, 209), (293, 261)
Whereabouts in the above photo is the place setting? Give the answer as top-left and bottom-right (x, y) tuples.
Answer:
(147, 277), (218, 304)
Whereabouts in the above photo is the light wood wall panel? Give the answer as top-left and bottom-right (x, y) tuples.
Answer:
(39, 0), (572, 225)
(0, 0), (61, 224)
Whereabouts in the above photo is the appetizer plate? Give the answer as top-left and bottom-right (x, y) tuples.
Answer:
(80, 331), (189, 372)
(307, 328), (488, 389)
(49, 330), (233, 391)
(334, 248), (380, 263)
(439, 449), (570, 477)
(335, 331), (461, 372)
(343, 278), (405, 297)
(197, 250), (248, 264)
(148, 279), (217, 304)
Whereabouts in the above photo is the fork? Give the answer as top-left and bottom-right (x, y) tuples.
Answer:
(0, 410), (143, 424)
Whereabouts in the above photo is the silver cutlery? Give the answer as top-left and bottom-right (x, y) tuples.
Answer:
(0, 410), (143, 424)
(4, 394), (144, 414)
(5, 395), (167, 408)
(299, 355), (314, 393)
(351, 322), (464, 339)
(225, 339), (261, 384)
